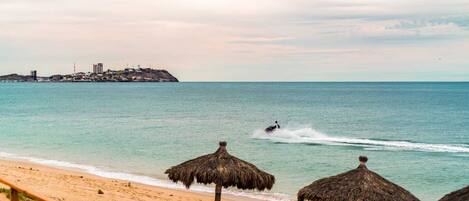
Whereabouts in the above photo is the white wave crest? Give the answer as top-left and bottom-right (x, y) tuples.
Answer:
(252, 127), (469, 153)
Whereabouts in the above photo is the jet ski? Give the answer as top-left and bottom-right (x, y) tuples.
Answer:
(265, 121), (281, 134)
(265, 125), (277, 133)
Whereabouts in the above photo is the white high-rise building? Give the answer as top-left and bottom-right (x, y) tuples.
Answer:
(93, 63), (104, 74)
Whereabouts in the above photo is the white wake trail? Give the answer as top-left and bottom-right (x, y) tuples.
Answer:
(252, 127), (469, 153)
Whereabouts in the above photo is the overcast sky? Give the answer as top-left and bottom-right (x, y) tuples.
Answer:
(1, 0), (468, 81)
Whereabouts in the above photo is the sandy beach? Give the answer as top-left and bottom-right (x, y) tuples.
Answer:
(0, 159), (257, 201)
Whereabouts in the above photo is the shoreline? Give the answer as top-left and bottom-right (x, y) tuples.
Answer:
(0, 157), (271, 201)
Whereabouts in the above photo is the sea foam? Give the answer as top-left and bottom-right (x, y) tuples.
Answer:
(252, 127), (469, 153)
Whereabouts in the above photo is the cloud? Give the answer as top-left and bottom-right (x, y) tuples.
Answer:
(229, 36), (295, 44)
(349, 19), (467, 41)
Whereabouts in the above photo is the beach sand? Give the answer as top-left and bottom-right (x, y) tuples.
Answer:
(0, 159), (258, 201)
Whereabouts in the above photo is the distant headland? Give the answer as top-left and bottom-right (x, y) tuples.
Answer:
(0, 64), (178, 82)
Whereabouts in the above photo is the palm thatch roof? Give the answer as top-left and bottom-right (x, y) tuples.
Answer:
(439, 185), (469, 201)
(297, 156), (420, 201)
(165, 141), (275, 190)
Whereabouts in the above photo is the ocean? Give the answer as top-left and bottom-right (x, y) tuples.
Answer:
(0, 82), (468, 200)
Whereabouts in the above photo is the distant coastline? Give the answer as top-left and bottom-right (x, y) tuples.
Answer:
(0, 67), (179, 82)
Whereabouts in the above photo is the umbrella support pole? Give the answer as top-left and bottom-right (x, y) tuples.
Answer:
(214, 184), (222, 201)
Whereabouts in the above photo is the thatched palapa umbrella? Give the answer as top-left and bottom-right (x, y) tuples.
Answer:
(297, 156), (420, 201)
(439, 185), (469, 201)
(165, 141), (275, 201)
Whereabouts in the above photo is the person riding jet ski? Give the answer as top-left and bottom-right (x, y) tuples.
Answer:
(265, 121), (280, 133)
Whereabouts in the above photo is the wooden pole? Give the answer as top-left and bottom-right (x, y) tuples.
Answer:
(214, 184), (222, 201)
(10, 188), (19, 201)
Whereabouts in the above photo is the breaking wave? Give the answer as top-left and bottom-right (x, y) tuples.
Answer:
(252, 127), (469, 153)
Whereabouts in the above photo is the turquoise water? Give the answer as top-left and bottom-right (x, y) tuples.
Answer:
(0, 82), (468, 200)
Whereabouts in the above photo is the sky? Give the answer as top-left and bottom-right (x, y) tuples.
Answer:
(0, 0), (468, 81)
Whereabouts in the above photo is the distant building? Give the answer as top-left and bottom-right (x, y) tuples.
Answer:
(98, 63), (103, 72)
(93, 63), (104, 74)
(31, 70), (37, 81)
(124, 68), (135, 73)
